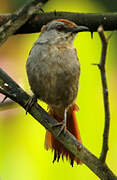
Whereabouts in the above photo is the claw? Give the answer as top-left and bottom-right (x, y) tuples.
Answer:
(52, 109), (67, 137)
(25, 95), (37, 114)
(53, 121), (66, 137)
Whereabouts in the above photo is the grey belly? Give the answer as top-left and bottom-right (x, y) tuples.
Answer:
(27, 61), (79, 108)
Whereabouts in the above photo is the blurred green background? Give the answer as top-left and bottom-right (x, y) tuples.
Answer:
(0, 0), (117, 180)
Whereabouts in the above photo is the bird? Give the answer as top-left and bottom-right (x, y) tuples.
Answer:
(26, 19), (89, 166)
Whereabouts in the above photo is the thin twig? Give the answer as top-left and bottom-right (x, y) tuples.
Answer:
(0, 0), (48, 46)
(97, 26), (111, 163)
(0, 98), (17, 110)
(1, 95), (7, 103)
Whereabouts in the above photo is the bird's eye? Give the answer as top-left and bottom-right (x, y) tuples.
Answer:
(56, 25), (63, 31)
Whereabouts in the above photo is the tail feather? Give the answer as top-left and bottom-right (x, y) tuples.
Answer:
(45, 104), (82, 166)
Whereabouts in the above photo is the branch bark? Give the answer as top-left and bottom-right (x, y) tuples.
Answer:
(0, 0), (48, 46)
(97, 26), (110, 163)
(0, 67), (116, 180)
(0, 12), (117, 35)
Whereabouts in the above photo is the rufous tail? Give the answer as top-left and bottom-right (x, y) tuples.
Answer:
(45, 104), (82, 166)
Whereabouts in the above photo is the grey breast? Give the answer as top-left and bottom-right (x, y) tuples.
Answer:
(26, 42), (80, 108)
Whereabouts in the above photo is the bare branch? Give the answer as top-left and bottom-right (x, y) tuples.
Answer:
(0, 0), (48, 46)
(0, 12), (117, 35)
(98, 26), (108, 69)
(0, 87), (14, 99)
(97, 26), (111, 163)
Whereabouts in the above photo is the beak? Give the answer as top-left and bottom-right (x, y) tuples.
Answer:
(71, 25), (89, 33)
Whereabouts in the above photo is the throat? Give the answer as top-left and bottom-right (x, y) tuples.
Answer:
(50, 33), (74, 48)
(56, 41), (74, 49)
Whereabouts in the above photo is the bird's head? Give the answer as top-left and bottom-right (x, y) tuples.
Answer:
(39, 19), (89, 44)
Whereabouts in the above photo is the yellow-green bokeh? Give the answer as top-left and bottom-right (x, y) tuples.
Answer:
(0, 0), (117, 180)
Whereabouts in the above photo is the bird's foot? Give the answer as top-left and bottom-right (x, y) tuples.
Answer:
(52, 121), (66, 137)
(52, 109), (67, 137)
(25, 95), (37, 114)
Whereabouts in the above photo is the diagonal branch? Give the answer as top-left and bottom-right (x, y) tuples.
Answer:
(0, 0), (48, 46)
(97, 26), (110, 162)
(0, 68), (116, 180)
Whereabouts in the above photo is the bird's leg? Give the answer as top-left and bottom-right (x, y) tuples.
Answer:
(25, 94), (37, 114)
(62, 108), (67, 131)
(52, 109), (67, 137)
